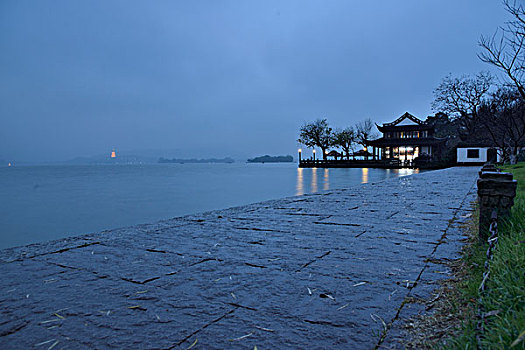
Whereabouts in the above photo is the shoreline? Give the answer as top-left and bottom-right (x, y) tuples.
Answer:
(0, 166), (418, 253)
(0, 167), (479, 348)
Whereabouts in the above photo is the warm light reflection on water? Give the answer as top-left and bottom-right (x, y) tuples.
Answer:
(361, 168), (369, 183)
(295, 167), (329, 195)
(296, 167), (422, 196)
(311, 168), (318, 193)
(397, 168), (420, 176)
(296, 167), (304, 196)
(323, 169), (329, 191)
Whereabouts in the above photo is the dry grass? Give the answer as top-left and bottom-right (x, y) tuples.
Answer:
(402, 206), (484, 349)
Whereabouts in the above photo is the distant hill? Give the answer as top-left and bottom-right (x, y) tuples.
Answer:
(158, 157), (234, 164)
(247, 155), (294, 163)
(65, 154), (157, 165)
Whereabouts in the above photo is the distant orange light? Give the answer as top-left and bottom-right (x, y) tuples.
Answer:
(111, 150), (116, 158)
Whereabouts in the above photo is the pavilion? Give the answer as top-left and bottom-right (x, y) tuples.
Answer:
(299, 112), (447, 168)
(366, 112), (446, 167)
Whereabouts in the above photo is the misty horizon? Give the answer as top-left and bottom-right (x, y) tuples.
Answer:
(2, 147), (297, 165)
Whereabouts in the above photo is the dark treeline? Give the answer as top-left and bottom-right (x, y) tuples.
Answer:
(247, 155), (293, 163)
(432, 73), (525, 164)
(297, 118), (378, 160)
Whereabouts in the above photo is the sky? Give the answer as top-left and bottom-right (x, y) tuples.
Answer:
(0, 1), (511, 162)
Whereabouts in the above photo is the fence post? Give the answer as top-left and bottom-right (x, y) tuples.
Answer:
(477, 164), (517, 239)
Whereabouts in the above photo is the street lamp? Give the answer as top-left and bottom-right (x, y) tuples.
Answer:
(298, 148), (302, 162)
(313, 149), (316, 161)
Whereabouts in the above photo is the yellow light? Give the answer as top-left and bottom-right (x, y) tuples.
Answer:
(313, 149), (316, 153)
(298, 149), (302, 153)
(325, 150), (328, 154)
(296, 167), (304, 196)
(363, 147), (367, 152)
(361, 168), (369, 183)
(111, 150), (116, 158)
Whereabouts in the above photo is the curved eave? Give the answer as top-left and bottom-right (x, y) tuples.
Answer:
(377, 124), (433, 132)
(382, 112), (425, 127)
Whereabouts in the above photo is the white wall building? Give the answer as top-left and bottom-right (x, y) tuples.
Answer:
(456, 146), (501, 165)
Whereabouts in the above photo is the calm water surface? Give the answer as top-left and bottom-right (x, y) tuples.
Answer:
(0, 163), (418, 249)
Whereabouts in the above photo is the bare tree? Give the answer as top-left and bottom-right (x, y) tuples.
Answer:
(431, 72), (493, 138)
(479, 0), (525, 99)
(355, 118), (378, 147)
(333, 127), (356, 160)
(479, 87), (525, 163)
(297, 119), (334, 160)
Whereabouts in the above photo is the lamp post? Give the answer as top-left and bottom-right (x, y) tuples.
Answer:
(298, 148), (302, 162)
(313, 149), (316, 161)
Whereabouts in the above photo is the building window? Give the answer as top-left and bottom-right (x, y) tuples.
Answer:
(467, 149), (480, 158)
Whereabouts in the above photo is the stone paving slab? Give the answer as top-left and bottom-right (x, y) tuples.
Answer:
(0, 167), (479, 349)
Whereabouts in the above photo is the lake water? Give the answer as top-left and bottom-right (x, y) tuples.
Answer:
(0, 163), (418, 249)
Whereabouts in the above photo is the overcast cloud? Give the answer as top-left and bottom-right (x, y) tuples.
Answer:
(0, 1), (509, 162)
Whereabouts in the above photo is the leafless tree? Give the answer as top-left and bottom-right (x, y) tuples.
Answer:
(355, 118), (378, 147)
(479, 87), (525, 163)
(297, 119), (334, 160)
(431, 72), (493, 138)
(479, 0), (525, 99)
(333, 127), (356, 160)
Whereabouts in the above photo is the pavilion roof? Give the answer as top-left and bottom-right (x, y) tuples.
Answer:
(382, 112), (425, 126)
(352, 149), (373, 156)
(377, 124), (433, 132)
(376, 112), (433, 132)
(326, 150), (341, 156)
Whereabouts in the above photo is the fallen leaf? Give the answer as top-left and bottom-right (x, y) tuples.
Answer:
(186, 338), (198, 350)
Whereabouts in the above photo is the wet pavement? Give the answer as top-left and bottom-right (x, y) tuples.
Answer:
(0, 167), (479, 349)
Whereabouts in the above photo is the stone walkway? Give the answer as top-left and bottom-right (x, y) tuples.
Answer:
(0, 167), (479, 349)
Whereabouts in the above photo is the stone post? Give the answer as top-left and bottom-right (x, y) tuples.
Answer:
(477, 165), (517, 239)
(478, 163), (499, 177)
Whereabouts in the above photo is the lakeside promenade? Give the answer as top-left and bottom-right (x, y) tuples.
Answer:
(0, 167), (479, 349)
